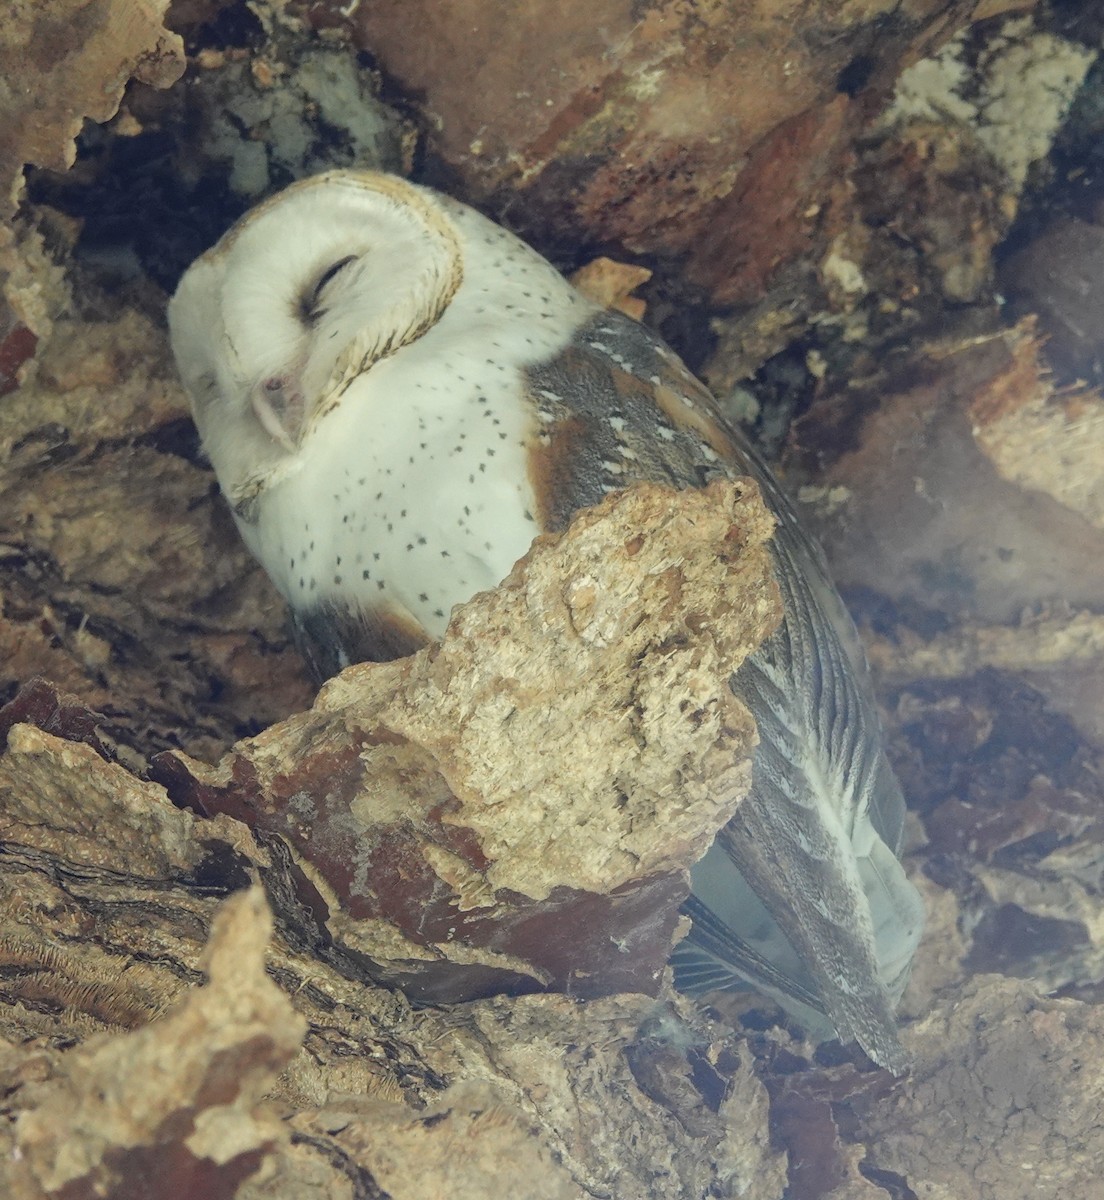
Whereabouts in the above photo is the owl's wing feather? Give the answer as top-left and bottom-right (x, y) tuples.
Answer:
(704, 527), (921, 1071)
(528, 311), (923, 1070)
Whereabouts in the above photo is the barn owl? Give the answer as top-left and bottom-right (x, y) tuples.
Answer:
(168, 170), (924, 1071)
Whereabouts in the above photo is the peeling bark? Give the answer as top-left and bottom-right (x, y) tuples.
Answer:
(308, 0), (982, 301)
(0, 0), (183, 218)
(858, 977), (1104, 1199)
(0, 663), (787, 1199)
(3, 1), (1104, 1197)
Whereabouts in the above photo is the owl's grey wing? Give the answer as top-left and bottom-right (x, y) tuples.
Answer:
(526, 310), (923, 1071)
(699, 520), (923, 1071)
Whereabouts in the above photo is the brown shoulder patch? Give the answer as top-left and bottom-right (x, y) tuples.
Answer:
(525, 412), (596, 532)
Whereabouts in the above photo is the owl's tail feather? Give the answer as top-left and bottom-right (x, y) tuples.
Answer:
(676, 892), (825, 1011)
(715, 783), (912, 1075)
(675, 788), (921, 1074)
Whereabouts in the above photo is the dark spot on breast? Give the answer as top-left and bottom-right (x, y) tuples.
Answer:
(525, 412), (598, 532)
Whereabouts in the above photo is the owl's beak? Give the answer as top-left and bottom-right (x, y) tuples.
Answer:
(252, 374), (305, 452)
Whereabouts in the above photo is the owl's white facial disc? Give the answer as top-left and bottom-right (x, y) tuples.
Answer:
(169, 168), (592, 642)
(168, 171), (463, 507)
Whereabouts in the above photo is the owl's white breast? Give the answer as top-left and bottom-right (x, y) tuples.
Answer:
(241, 204), (591, 637)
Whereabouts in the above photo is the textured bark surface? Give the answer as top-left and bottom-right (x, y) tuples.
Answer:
(801, 324), (1104, 625)
(859, 978), (1104, 1199)
(0, 0), (183, 218)
(0, 303), (315, 762)
(2, 0), (1104, 1197)
(4, 890), (303, 1200)
(307, 0), (977, 306)
(0, 692), (787, 1199)
(0, 0), (184, 398)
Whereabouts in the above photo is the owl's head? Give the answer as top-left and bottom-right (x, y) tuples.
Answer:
(168, 171), (463, 505)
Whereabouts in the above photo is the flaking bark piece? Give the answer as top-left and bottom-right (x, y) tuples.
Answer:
(309, 0), (978, 304)
(854, 976), (1104, 1200)
(7, 888), (305, 1200)
(0, 0), (184, 220)
(155, 479), (780, 1004)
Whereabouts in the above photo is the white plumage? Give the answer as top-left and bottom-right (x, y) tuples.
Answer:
(169, 169), (924, 1069)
